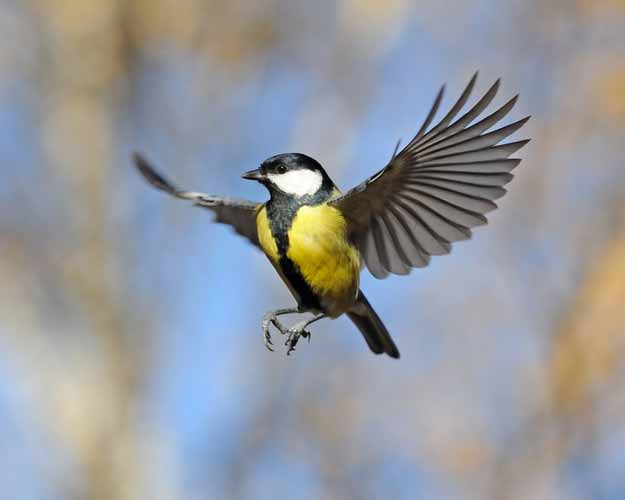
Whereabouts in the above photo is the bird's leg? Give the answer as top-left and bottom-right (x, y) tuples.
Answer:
(261, 307), (300, 352)
(285, 314), (327, 356)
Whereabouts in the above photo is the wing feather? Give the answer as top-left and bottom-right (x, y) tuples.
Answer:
(415, 78), (501, 152)
(416, 117), (529, 161)
(412, 171), (514, 185)
(133, 153), (261, 248)
(395, 192), (472, 242)
(411, 159), (521, 174)
(415, 140), (529, 165)
(330, 76), (530, 278)
(370, 216), (392, 272)
(420, 95), (519, 153)
(414, 72), (478, 144)
(410, 84), (446, 144)
(379, 213), (413, 274)
(361, 229), (389, 279)
(404, 180), (497, 211)
(391, 196), (451, 255)
(385, 207), (430, 267)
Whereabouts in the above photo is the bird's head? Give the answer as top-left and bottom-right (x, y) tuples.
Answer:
(242, 153), (333, 198)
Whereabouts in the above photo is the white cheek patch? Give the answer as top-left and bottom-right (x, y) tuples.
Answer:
(267, 169), (323, 197)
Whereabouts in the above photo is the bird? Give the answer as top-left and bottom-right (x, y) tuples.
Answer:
(133, 73), (530, 359)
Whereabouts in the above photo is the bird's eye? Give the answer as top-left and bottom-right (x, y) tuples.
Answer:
(277, 165), (287, 174)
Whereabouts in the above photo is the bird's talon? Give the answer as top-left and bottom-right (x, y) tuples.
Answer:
(271, 318), (288, 335)
(284, 327), (307, 355)
(286, 338), (298, 356)
(262, 318), (276, 352)
(261, 311), (319, 355)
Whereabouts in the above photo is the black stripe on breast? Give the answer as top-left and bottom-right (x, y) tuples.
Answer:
(266, 190), (331, 312)
(279, 255), (322, 311)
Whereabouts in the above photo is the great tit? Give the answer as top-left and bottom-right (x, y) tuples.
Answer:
(134, 73), (529, 358)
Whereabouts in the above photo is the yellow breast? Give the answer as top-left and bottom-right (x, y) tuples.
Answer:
(256, 206), (279, 263)
(286, 204), (360, 317)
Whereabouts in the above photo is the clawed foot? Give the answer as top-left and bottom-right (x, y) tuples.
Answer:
(261, 312), (313, 355)
(285, 321), (312, 356)
(261, 311), (289, 352)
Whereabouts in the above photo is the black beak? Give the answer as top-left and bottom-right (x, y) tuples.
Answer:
(241, 168), (264, 181)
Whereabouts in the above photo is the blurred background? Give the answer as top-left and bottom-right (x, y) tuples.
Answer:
(1, 1), (625, 499)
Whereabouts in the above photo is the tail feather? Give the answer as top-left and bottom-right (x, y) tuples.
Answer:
(347, 291), (400, 359)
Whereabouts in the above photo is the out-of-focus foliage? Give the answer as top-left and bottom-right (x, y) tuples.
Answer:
(0, 1), (624, 499)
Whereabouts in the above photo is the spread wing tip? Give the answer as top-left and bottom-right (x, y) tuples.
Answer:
(510, 137), (531, 151)
(132, 152), (195, 201)
(132, 152), (180, 195)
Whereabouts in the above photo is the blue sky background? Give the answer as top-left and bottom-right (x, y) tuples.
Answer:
(1, 1), (625, 499)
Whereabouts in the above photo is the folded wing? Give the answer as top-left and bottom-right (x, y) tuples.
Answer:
(133, 153), (261, 248)
(329, 74), (530, 278)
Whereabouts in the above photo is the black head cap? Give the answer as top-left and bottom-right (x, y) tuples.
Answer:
(242, 153), (335, 200)
(260, 153), (327, 177)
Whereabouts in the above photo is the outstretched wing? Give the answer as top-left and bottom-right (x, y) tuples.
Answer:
(133, 153), (261, 248)
(329, 73), (530, 278)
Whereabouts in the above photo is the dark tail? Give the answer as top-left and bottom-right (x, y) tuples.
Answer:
(347, 291), (400, 359)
